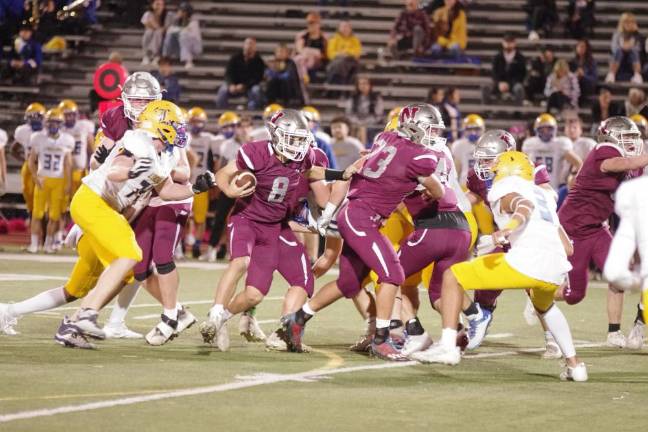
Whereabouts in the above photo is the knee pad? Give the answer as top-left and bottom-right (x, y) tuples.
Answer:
(156, 261), (176, 275)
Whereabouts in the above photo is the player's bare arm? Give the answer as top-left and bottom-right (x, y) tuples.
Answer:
(491, 192), (535, 246)
(600, 153), (648, 173)
(28, 147), (40, 188)
(564, 150), (583, 172)
(418, 174), (444, 200)
(216, 159), (254, 198)
(466, 190), (481, 206)
(105, 154), (135, 182)
(171, 148), (191, 184)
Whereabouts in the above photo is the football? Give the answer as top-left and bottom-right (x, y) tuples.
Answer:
(233, 170), (257, 189)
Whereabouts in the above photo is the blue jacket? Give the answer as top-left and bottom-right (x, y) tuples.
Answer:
(152, 71), (181, 103)
(314, 136), (337, 169)
(9, 37), (42, 70)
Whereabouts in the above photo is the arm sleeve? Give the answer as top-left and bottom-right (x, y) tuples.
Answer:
(236, 142), (264, 172)
(534, 164), (551, 185)
(406, 152), (438, 179)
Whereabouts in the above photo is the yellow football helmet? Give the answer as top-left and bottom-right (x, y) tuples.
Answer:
(533, 113), (557, 130)
(25, 102), (46, 119)
(630, 113), (647, 131)
(188, 106), (208, 122)
(492, 151), (534, 183)
(137, 100), (186, 147)
(384, 106), (402, 131)
(263, 103), (283, 121)
(218, 111), (240, 127)
(463, 114), (485, 130)
(58, 99), (78, 113)
(302, 105), (320, 123)
(45, 108), (64, 123)
(387, 106), (402, 121)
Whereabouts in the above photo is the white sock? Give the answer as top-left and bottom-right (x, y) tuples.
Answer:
(222, 308), (233, 321)
(55, 230), (64, 242)
(209, 304), (224, 317)
(542, 305), (576, 359)
(302, 302), (316, 316)
(44, 236), (53, 249)
(164, 308), (178, 321)
(440, 327), (458, 349)
(30, 234), (39, 249)
(544, 330), (555, 342)
(376, 318), (390, 329)
(106, 282), (140, 325)
(176, 303), (182, 312)
(9, 287), (68, 316)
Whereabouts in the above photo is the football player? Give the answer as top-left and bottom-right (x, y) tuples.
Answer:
(285, 103), (445, 360)
(558, 116), (648, 348)
(412, 151), (588, 382)
(249, 103), (283, 141)
(27, 108), (74, 254)
(198, 109), (356, 352)
(451, 113), (485, 186)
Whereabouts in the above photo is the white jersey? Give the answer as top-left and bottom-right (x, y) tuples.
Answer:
(187, 131), (220, 183)
(249, 126), (270, 142)
(488, 175), (572, 285)
(522, 135), (573, 189)
(61, 122), (91, 170)
(30, 131), (74, 178)
(450, 138), (476, 185)
(14, 124), (36, 158)
(434, 143), (471, 212)
(572, 137), (596, 163)
(218, 137), (243, 165)
(83, 130), (174, 212)
(78, 118), (96, 137)
(148, 147), (192, 207)
(0, 128), (7, 150)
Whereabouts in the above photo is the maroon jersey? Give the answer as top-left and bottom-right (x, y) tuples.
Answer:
(290, 147), (329, 214)
(347, 131), (438, 218)
(467, 161), (551, 205)
(404, 148), (457, 219)
(234, 140), (315, 223)
(99, 105), (131, 142)
(558, 144), (628, 238)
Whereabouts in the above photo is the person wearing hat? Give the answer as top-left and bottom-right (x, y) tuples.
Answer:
(162, 1), (202, 69)
(4, 23), (42, 85)
(481, 33), (527, 105)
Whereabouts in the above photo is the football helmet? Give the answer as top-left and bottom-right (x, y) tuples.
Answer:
(24, 102), (46, 131)
(533, 113), (557, 143)
(301, 105), (321, 123)
(492, 151), (534, 183)
(473, 129), (516, 180)
(218, 111), (240, 139)
(188, 107), (207, 134)
(630, 113), (648, 139)
(58, 99), (78, 127)
(137, 100), (187, 148)
(398, 103), (446, 149)
(267, 109), (312, 162)
(384, 106), (401, 131)
(263, 103), (283, 121)
(462, 114), (485, 143)
(121, 72), (162, 122)
(45, 108), (64, 136)
(597, 116), (643, 156)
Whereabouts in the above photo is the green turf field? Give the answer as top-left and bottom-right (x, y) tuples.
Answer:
(1, 252), (647, 432)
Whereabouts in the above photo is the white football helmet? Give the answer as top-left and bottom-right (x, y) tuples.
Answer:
(266, 109), (313, 161)
(397, 103), (446, 149)
(598, 116), (644, 156)
(121, 72), (162, 122)
(473, 129), (516, 180)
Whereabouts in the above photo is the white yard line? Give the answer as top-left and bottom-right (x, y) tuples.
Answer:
(484, 333), (514, 339)
(0, 341), (605, 424)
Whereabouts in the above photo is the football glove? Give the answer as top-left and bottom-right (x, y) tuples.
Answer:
(93, 144), (110, 164)
(192, 172), (216, 194)
(128, 157), (153, 179)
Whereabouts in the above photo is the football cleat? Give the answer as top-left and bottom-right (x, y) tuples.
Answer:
(265, 328), (289, 351)
(199, 246), (217, 262)
(560, 362), (588, 382)
(0, 303), (18, 336)
(145, 314), (178, 346)
(55, 317), (95, 349)
(239, 311), (266, 342)
(457, 325), (469, 353)
(401, 332), (433, 356)
(74, 308), (106, 339)
(626, 322), (645, 350)
(176, 306), (197, 334)
(542, 337), (563, 360)
(409, 343), (461, 365)
(199, 309), (230, 351)
(282, 313), (305, 353)
(26, 244), (39, 254)
(606, 330), (627, 348)
(370, 338), (408, 361)
(349, 333), (373, 353)
(466, 307), (493, 350)
(103, 321), (143, 339)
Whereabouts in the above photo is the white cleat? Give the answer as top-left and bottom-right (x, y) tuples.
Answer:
(626, 322), (645, 350)
(560, 362), (588, 382)
(606, 330), (627, 348)
(199, 247), (217, 262)
(523, 297), (539, 326)
(176, 306), (196, 334)
(0, 303), (19, 335)
(199, 310), (230, 351)
(239, 311), (266, 342)
(542, 338), (563, 360)
(103, 321), (143, 339)
(409, 343), (461, 365)
(466, 307), (493, 350)
(265, 328), (288, 351)
(25, 244), (39, 254)
(401, 332), (433, 356)
(145, 315), (177, 346)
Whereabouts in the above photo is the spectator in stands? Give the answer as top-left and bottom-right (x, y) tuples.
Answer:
(345, 75), (384, 144)
(326, 20), (361, 86)
(141, 0), (172, 65)
(569, 39), (597, 105)
(482, 33), (526, 105)
(430, 0), (467, 59)
(624, 87), (648, 118)
(565, 0), (595, 39)
(442, 86), (461, 141)
(2, 23), (42, 85)
(215, 37), (266, 110)
(610, 12), (643, 57)
(330, 116), (364, 169)
(427, 86), (445, 108)
(606, 34), (643, 84)
(162, 1), (202, 69)
(526, 46), (555, 103)
(591, 86), (625, 129)
(525, 0), (558, 41)
(293, 12), (327, 83)
(264, 43), (304, 107)
(151, 57), (180, 103)
(545, 59), (580, 113)
(388, 0), (431, 59)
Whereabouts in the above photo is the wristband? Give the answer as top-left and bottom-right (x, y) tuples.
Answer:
(324, 168), (346, 181)
(503, 218), (521, 231)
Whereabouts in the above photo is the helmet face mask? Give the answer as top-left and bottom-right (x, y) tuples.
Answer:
(536, 126), (556, 143)
(121, 72), (162, 121)
(473, 152), (496, 180)
(268, 109), (313, 162)
(63, 111), (77, 128)
(46, 120), (62, 136)
(398, 103), (446, 149)
(616, 130), (643, 156)
(598, 116), (644, 156)
(26, 113), (44, 131)
(473, 129), (517, 180)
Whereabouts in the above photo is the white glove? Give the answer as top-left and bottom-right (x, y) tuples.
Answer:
(475, 234), (496, 256)
(64, 224), (83, 249)
(605, 72), (615, 83)
(631, 73), (644, 84)
(316, 202), (337, 236)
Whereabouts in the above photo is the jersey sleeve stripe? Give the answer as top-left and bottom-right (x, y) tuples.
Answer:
(413, 154), (438, 162)
(239, 148), (255, 170)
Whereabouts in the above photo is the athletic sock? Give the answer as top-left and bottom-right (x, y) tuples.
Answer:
(30, 234), (39, 249)
(463, 301), (483, 321)
(106, 282), (140, 325)
(542, 305), (576, 358)
(635, 303), (645, 325)
(164, 308), (178, 321)
(608, 323), (621, 333)
(440, 328), (458, 349)
(405, 317), (425, 336)
(9, 287), (68, 316)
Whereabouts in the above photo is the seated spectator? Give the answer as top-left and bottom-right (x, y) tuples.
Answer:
(293, 12), (327, 83)
(427, 86), (445, 108)
(442, 87), (461, 141)
(215, 38), (265, 110)
(330, 116), (365, 169)
(430, 0), (467, 59)
(345, 75), (384, 144)
(610, 12), (643, 57)
(162, 2), (202, 69)
(569, 39), (597, 105)
(565, 0), (595, 39)
(591, 86), (625, 130)
(526, 46), (555, 103)
(624, 88), (648, 118)
(141, 0), (172, 65)
(2, 23), (42, 85)
(151, 57), (180, 103)
(545, 59), (580, 113)
(606, 34), (643, 84)
(525, 0), (559, 40)
(326, 20), (361, 86)
(482, 34), (526, 105)
(388, 0), (431, 59)
(265, 43), (304, 107)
